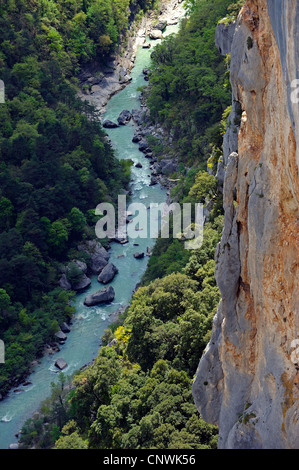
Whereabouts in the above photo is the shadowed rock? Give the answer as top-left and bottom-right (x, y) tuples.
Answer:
(103, 120), (118, 128)
(55, 358), (68, 370)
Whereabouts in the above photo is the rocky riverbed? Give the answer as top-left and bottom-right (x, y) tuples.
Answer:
(77, 0), (185, 115)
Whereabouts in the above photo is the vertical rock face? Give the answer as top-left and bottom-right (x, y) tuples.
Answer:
(193, 0), (299, 449)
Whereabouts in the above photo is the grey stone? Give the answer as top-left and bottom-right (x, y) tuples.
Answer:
(97, 263), (118, 284)
(60, 322), (71, 333)
(55, 358), (68, 370)
(111, 236), (129, 244)
(132, 133), (142, 143)
(59, 274), (71, 291)
(84, 286), (115, 306)
(117, 109), (132, 125)
(103, 120), (118, 128)
(84, 244), (110, 274)
(138, 140), (151, 153)
(153, 21), (167, 31)
(132, 108), (146, 124)
(215, 21), (236, 56)
(54, 330), (67, 341)
(72, 260), (87, 274)
(78, 240), (109, 259)
(9, 443), (19, 450)
(149, 176), (158, 186)
(90, 254), (108, 275)
(216, 155), (225, 189)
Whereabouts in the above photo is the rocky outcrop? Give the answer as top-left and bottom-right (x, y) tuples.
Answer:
(59, 260), (91, 292)
(215, 20), (236, 56)
(78, 240), (110, 275)
(193, 0), (299, 449)
(54, 330), (67, 342)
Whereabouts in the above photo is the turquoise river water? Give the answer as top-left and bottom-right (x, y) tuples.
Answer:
(0, 23), (181, 449)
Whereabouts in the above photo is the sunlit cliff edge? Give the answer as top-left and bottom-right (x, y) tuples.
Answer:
(192, 0), (299, 449)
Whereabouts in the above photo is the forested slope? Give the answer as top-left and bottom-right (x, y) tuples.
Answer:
(146, 0), (243, 165)
(0, 0), (158, 396)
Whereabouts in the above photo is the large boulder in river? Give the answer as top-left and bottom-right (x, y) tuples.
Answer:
(103, 120), (118, 128)
(84, 286), (115, 306)
(55, 358), (68, 370)
(153, 21), (167, 31)
(117, 110), (132, 125)
(55, 330), (67, 341)
(149, 30), (164, 40)
(97, 263), (118, 284)
(134, 252), (145, 259)
(90, 254), (108, 274)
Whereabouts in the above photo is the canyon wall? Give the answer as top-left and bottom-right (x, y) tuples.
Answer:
(192, 0), (299, 449)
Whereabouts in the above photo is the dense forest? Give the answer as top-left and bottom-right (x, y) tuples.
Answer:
(146, 0), (243, 165)
(17, 0), (244, 449)
(0, 0), (160, 396)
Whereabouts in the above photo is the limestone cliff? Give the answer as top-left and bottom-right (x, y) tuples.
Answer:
(192, 0), (299, 449)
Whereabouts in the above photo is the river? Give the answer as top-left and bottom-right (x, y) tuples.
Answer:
(0, 22), (182, 450)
